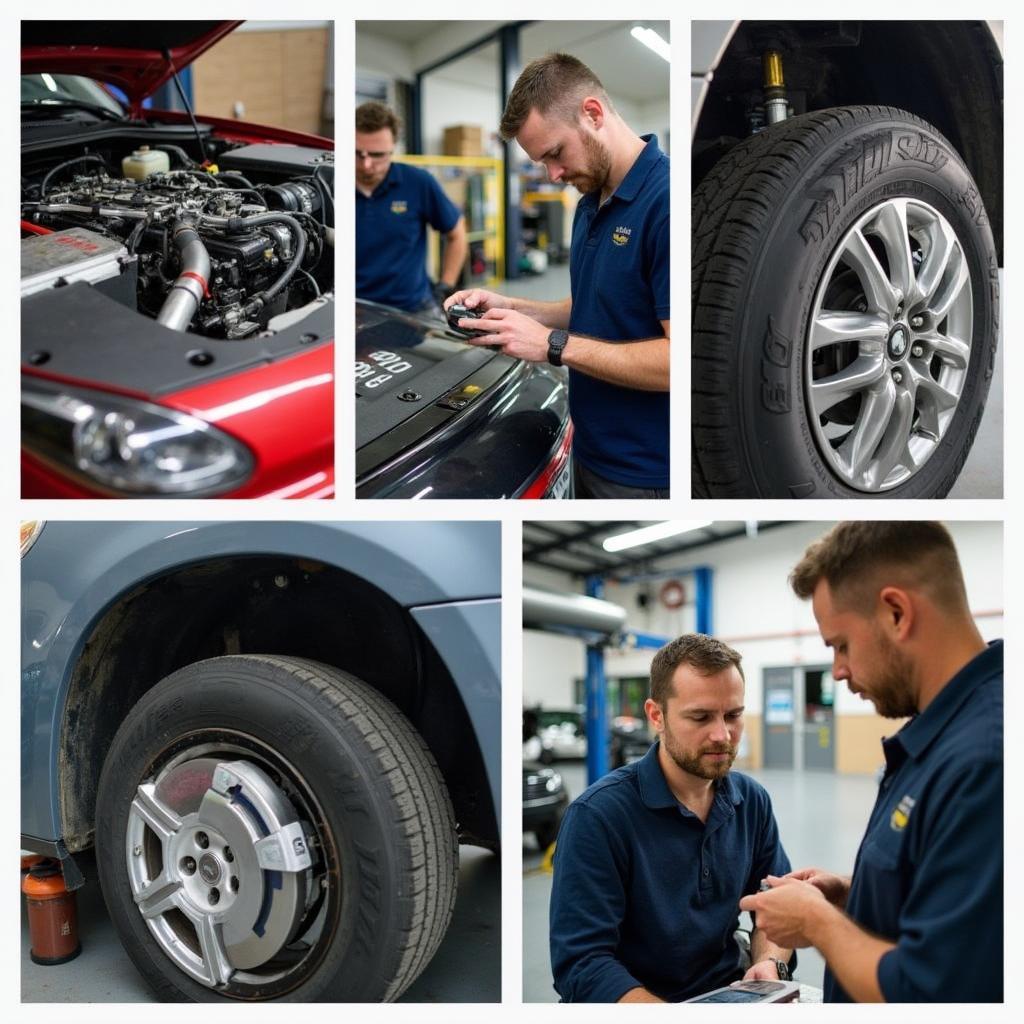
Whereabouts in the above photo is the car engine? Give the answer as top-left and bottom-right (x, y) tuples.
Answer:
(21, 144), (334, 339)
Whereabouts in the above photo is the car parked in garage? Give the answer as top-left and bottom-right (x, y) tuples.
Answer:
(21, 520), (500, 1002)
(692, 21), (1002, 498)
(355, 300), (572, 498)
(522, 762), (568, 851)
(21, 22), (334, 498)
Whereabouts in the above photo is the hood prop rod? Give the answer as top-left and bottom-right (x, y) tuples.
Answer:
(163, 47), (208, 165)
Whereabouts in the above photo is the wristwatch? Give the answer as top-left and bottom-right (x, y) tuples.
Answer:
(547, 329), (569, 367)
(764, 957), (790, 981)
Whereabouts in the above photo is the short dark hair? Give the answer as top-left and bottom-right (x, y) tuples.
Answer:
(789, 521), (968, 612)
(356, 101), (399, 137)
(649, 634), (744, 706)
(499, 53), (609, 140)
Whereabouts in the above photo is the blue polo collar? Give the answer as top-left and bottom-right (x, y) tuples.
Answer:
(601, 133), (662, 206)
(888, 640), (1003, 762)
(638, 739), (743, 811)
(365, 160), (404, 197)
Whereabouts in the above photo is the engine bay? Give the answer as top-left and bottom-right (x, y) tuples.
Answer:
(21, 138), (334, 340)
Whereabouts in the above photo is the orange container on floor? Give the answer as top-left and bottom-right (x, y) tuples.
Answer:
(22, 860), (81, 965)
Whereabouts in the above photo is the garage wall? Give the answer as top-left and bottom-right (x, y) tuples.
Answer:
(523, 521), (1003, 771)
(422, 75), (502, 156)
(193, 24), (331, 136)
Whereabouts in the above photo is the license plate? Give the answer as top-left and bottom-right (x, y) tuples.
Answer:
(545, 459), (572, 499)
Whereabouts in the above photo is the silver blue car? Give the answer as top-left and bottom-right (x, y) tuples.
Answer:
(21, 520), (500, 1001)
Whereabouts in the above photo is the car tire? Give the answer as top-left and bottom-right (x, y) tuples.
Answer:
(95, 655), (457, 1002)
(533, 822), (559, 851)
(692, 105), (999, 497)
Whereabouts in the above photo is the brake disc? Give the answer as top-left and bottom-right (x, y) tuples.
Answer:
(126, 757), (317, 988)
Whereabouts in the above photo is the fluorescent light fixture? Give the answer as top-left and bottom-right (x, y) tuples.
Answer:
(603, 521), (714, 553)
(630, 26), (670, 64)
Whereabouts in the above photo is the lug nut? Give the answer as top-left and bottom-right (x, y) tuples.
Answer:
(209, 888), (220, 905)
(892, 370), (904, 384)
(196, 832), (209, 850)
(181, 857), (197, 875)
(912, 344), (924, 358)
(224, 847), (234, 863)
(230, 877), (239, 893)
(910, 315), (924, 328)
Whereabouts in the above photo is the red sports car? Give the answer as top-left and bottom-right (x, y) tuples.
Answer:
(21, 22), (334, 498)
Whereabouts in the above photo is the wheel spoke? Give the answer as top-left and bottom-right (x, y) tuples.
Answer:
(135, 872), (185, 920)
(810, 311), (888, 353)
(195, 914), (234, 987)
(928, 247), (970, 322)
(840, 378), (897, 479)
(810, 353), (886, 415)
(842, 228), (899, 315)
(918, 331), (971, 370)
(869, 388), (917, 487)
(872, 200), (916, 302)
(131, 783), (183, 844)
(915, 219), (956, 307)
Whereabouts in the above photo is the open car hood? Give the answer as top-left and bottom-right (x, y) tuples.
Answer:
(21, 21), (242, 107)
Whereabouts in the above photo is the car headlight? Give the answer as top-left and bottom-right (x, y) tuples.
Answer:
(20, 520), (44, 557)
(545, 771), (562, 793)
(22, 382), (253, 496)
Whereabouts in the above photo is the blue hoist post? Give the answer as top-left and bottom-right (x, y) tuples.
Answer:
(584, 575), (609, 785)
(694, 566), (713, 636)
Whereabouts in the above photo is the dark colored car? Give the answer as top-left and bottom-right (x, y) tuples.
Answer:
(522, 762), (568, 850)
(21, 22), (334, 498)
(355, 300), (572, 498)
(609, 716), (653, 769)
(21, 521), (500, 1001)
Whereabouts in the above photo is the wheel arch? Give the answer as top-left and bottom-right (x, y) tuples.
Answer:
(46, 550), (497, 855)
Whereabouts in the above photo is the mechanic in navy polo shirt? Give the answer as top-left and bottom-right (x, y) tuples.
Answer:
(356, 102), (468, 317)
(444, 55), (669, 498)
(742, 522), (1003, 1002)
(549, 635), (794, 1002)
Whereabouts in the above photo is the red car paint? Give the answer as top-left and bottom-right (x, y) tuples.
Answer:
(22, 346), (334, 500)
(22, 22), (334, 499)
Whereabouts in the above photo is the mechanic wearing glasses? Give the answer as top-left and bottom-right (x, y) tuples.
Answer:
(445, 55), (669, 498)
(355, 101), (468, 317)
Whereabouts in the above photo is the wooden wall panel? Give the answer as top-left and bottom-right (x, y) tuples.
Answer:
(192, 29), (328, 136)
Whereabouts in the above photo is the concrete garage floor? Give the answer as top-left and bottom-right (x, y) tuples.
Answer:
(524, 760), (878, 1002)
(509, 267), (1003, 497)
(23, 844), (500, 1002)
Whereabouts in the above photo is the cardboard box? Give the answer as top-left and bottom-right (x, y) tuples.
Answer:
(443, 124), (485, 157)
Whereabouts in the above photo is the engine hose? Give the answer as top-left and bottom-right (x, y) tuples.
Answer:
(201, 211), (306, 305)
(40, 154), (108, 197)
(217, 171), (256, 190)
(156, 218), (211, 332)
(155, 144), (197, 169)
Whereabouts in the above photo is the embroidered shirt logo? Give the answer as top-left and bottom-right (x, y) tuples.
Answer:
(391, 200), (408, 214)
(890, 794), (916, 832)
(611, 225), (632, 246)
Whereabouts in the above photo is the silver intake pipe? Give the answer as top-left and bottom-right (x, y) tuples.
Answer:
(156, 219), (211, 332)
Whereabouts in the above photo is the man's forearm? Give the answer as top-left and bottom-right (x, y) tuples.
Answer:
(806, 901), (895, 1002)
(750, 928), (793, 972)
(506, 296), (572, 329)
(440, 225), (468, 287)
(562, 335), (669, 391)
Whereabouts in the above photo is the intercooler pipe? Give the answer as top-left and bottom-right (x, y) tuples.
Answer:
(156, 218), (211, 332)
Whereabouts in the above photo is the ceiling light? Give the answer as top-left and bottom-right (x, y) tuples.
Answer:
(603, 521), (713, 553)
(630, 26), (670, 64)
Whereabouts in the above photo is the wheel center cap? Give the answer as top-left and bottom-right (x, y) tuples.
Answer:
(198, 853), (222, 885)
(887, 324), (910, 361)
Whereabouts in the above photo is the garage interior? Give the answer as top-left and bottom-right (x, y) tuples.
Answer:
(356, 20), (669, 304)
(522, 519), (1003, 1000)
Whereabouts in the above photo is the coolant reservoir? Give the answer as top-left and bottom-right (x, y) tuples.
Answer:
(121, 146), (169, 181)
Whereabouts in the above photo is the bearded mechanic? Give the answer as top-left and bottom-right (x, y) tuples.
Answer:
(549, 635), (794, 1002)
(445, 54), (670, 499)
(741, 521), (1003, 1002)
